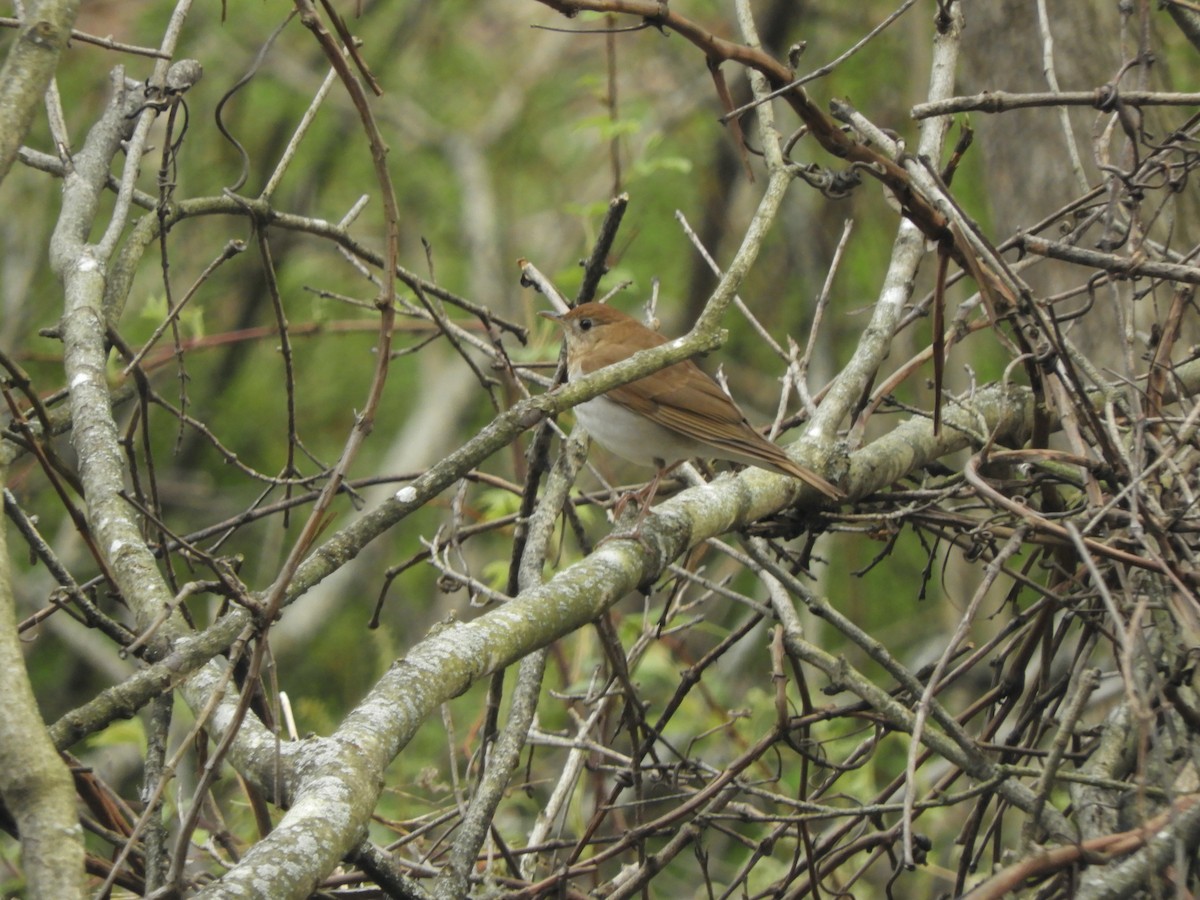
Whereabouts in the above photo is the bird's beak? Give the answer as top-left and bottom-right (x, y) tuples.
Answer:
(537, 310), (564, 324)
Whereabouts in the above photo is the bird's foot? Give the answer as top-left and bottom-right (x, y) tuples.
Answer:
(596, 521), (653, 551)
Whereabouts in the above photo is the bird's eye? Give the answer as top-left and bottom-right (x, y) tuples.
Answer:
(579, 318), (593, 332)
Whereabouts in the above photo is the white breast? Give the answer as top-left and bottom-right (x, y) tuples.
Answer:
(573, 394), (703, 468)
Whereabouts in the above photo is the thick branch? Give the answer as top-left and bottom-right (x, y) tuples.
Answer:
(0, 462), (85, 897)
(0, 0), (81, 185)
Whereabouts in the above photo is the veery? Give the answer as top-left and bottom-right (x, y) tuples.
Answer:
(540, 303), (842, 503)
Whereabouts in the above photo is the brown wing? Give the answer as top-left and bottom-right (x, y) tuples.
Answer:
(602, 354), (791, 464)
(575, 324), (683, 420)
(645, 369), (842, 498)
(578, 326), (842, 498)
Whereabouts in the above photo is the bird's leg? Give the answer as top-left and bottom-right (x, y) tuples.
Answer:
(611, 472), (658, 523)
(600, 460), (680, 547)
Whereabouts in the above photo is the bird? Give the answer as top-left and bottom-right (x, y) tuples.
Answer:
(540, 303), (842, 515)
